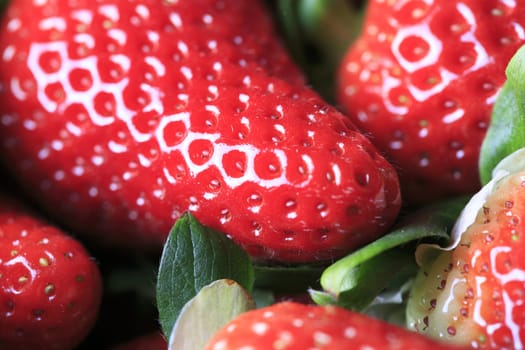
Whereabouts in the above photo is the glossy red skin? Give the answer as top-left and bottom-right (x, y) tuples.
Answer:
(411, 171), (525, 349)
(0, 192), (102, 350)
(110, 331), (167, 350)
(337, 0), (525, 205)
(0, 0), (401, 262)
(204, 301), (472, 350)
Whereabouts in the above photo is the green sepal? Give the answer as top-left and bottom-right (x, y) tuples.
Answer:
(167, 279), (256, 350)
(479, 44), (525, 184)
(156, 213), (254, 337)
(310, 196), (468, 313)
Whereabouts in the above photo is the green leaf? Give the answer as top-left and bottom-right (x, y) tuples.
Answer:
(156, 213), (255, 337)
(333, 247), (418, 310)
(251, 288), (276, 308)
(362, 278), (414, 327)
(168, 279), (256, 350)
(479, 44), (525, 184)
(272, 0), (364, 102)
(311, 196), (468, 311)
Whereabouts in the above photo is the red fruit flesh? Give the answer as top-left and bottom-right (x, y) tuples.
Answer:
(0, 0), (401, 262)
(407, 170), (525, 349)
(205, 301), (471, 350)
(0, 193), (102, 350)
(337, 0), (525, 204)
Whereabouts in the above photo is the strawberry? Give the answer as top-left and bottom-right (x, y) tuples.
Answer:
(204, 301), (471, 350)
(0, 191), (102, 350)
(336, 0), (525, 204)
(406, 169), (525, 348)
(0, 0), (401, 263)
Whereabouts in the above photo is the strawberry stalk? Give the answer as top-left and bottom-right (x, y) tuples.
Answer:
(310, 196), (468, 316)
(479, 44), (525, 184)
(312, 246), (417, 312)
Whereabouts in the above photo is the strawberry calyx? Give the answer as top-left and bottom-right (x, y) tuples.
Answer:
(167, 279), (255, 350)
(310, 196), (467, 317)
(155, 213), (255, 338)
(156, 198), (477, 349)
(480, 44), (525, 184)
(156, 198), (467, 343)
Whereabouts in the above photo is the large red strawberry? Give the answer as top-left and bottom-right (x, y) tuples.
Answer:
(336, 0), (525, 205)
(0, 191), (102, 350)
(204, 301), (471, 350)
(406, 167), (525, 349)
(0, 0), (401, 263)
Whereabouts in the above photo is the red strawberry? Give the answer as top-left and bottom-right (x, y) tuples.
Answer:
(0, 0), (401, 263)
(407, 169), (525, 348)
(204, 301), (471, 350)
(336, 0), (525, 204)
(111, 331), (167, 350)
(0, 191), (102, 350)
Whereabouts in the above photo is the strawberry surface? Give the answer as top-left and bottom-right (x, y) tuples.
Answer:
(407, 170), (525, 349)
(204, 301), (471, 350)
(0, 0), (401, 262)
(337, 0), (525, 204)
(0, 191), (102, 350)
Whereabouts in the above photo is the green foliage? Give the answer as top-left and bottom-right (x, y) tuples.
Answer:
(310, 196), (468, 319)
(156, 213), (254, 337)
(479, 44), (525, 184)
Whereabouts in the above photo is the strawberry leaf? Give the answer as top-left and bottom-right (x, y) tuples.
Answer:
(310, 196), (468, 313)
(156, 213), (255, 338)
(272, 0), (362, 102)
(251, 288), (276, 308)
(168, 279), (256, 350)
(328, 247), (418, 311)
(479, 44), (525, 184)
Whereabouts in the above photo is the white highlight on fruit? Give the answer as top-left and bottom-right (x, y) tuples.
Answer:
(39, 17), (66, 31)
(409, 69), (459, 103)
(71, 9), (94, 25)
(442, 108), (465, 124)
(98, 4), (120, 23)
(391, 23), (442, 74)
(456, 3), (490, 73)
(169, 12), (183, 29)
(108, 28), (127, 46)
